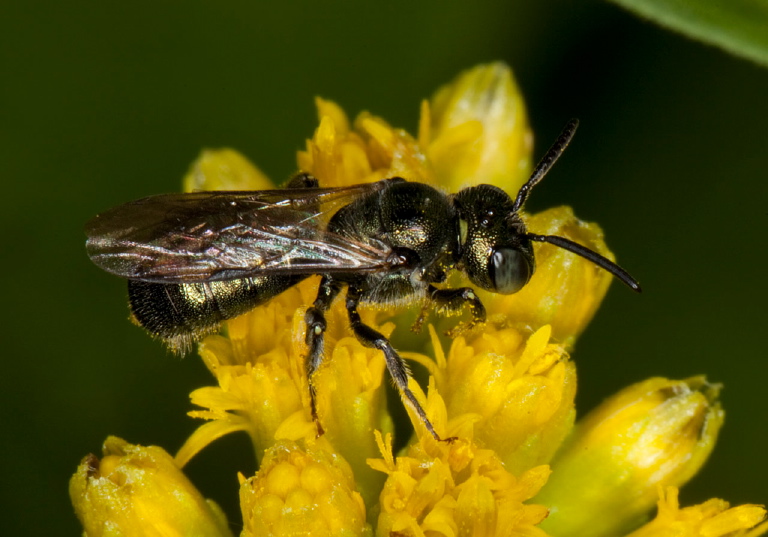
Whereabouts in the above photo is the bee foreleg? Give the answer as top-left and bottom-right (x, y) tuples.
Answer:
(346, 286), (452, 442)
(423, 285), (487, 338)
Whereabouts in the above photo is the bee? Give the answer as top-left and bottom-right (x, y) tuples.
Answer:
(86, 119), (640, 440)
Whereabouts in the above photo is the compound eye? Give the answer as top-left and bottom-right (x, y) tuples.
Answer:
(489, 247), (532, 294)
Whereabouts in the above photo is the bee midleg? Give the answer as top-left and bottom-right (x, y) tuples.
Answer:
(345, 285), (450, 442)
(413, 284), (487, 337)
(304, 276), (343, 434)
(128, 275), (306, 352)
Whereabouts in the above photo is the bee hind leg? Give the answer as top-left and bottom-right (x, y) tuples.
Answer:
(346, 286), (454, 442)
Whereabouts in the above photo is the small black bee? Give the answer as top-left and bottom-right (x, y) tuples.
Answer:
(86, 119), (640, 440)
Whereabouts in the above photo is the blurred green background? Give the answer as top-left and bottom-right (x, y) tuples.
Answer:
(3, 1), (767, 533)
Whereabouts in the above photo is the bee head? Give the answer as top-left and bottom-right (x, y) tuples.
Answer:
(452, 184), (534, 295)
(450, 119), (641, 296)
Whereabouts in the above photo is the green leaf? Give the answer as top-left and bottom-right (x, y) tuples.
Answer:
(607, 0), (768, 67)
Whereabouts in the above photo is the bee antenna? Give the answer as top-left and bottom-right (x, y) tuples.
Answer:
(525, 233), (642, 292)
(512, 119), (580, 213)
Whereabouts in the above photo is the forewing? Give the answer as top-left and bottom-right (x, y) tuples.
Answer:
(85, 181), (393, 282)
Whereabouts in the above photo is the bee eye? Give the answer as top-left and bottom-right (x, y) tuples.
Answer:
(489, 247), (532, 294)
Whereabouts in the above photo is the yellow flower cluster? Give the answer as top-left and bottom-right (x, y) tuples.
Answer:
(370, 431), (550, 536)
(71, 63), (766, 537)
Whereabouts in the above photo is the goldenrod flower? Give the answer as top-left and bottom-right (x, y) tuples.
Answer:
(369, 430), (550, 537)
(403, 323), (576, 477)
(73, 63), (766, 537)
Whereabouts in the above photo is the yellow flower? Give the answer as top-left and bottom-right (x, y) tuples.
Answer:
(404, 324), (576, 477)
(176, 281), (393, 506)
(627, 487), (767, 537)
(74, 62), (767, 537)
(369, 430), (550, 537)
(70, 436), (233, 537)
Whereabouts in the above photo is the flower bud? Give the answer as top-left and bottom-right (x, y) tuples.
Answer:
(535, 377), (724, 537)
(70, 436), (232, 537)
(240, 439), (369, 537)
(423, 61), (532, 193)
(183, 148), (273, 192)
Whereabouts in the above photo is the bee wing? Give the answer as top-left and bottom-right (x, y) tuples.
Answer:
(85, 180), (395, 283)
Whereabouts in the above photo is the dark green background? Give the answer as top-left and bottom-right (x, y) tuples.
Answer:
(3, 1), (766, 534)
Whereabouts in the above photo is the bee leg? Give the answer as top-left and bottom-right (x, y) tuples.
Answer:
(304, 276), (343, 436)
(345, 286), (453, 442)
(411, 303), (431, 333)
(285, 172), (319, 189)
(425, 285), (487, 338)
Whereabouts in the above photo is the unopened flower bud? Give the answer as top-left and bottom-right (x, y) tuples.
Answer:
(536, 376), (724, 537)
(70, 436), (232, 537)
(240, 439), (369, 537)
(183, 148), (273, 192)
(424, 61), (532, 193)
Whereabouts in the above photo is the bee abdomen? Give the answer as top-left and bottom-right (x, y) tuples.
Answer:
(128, 275), (304, 352)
